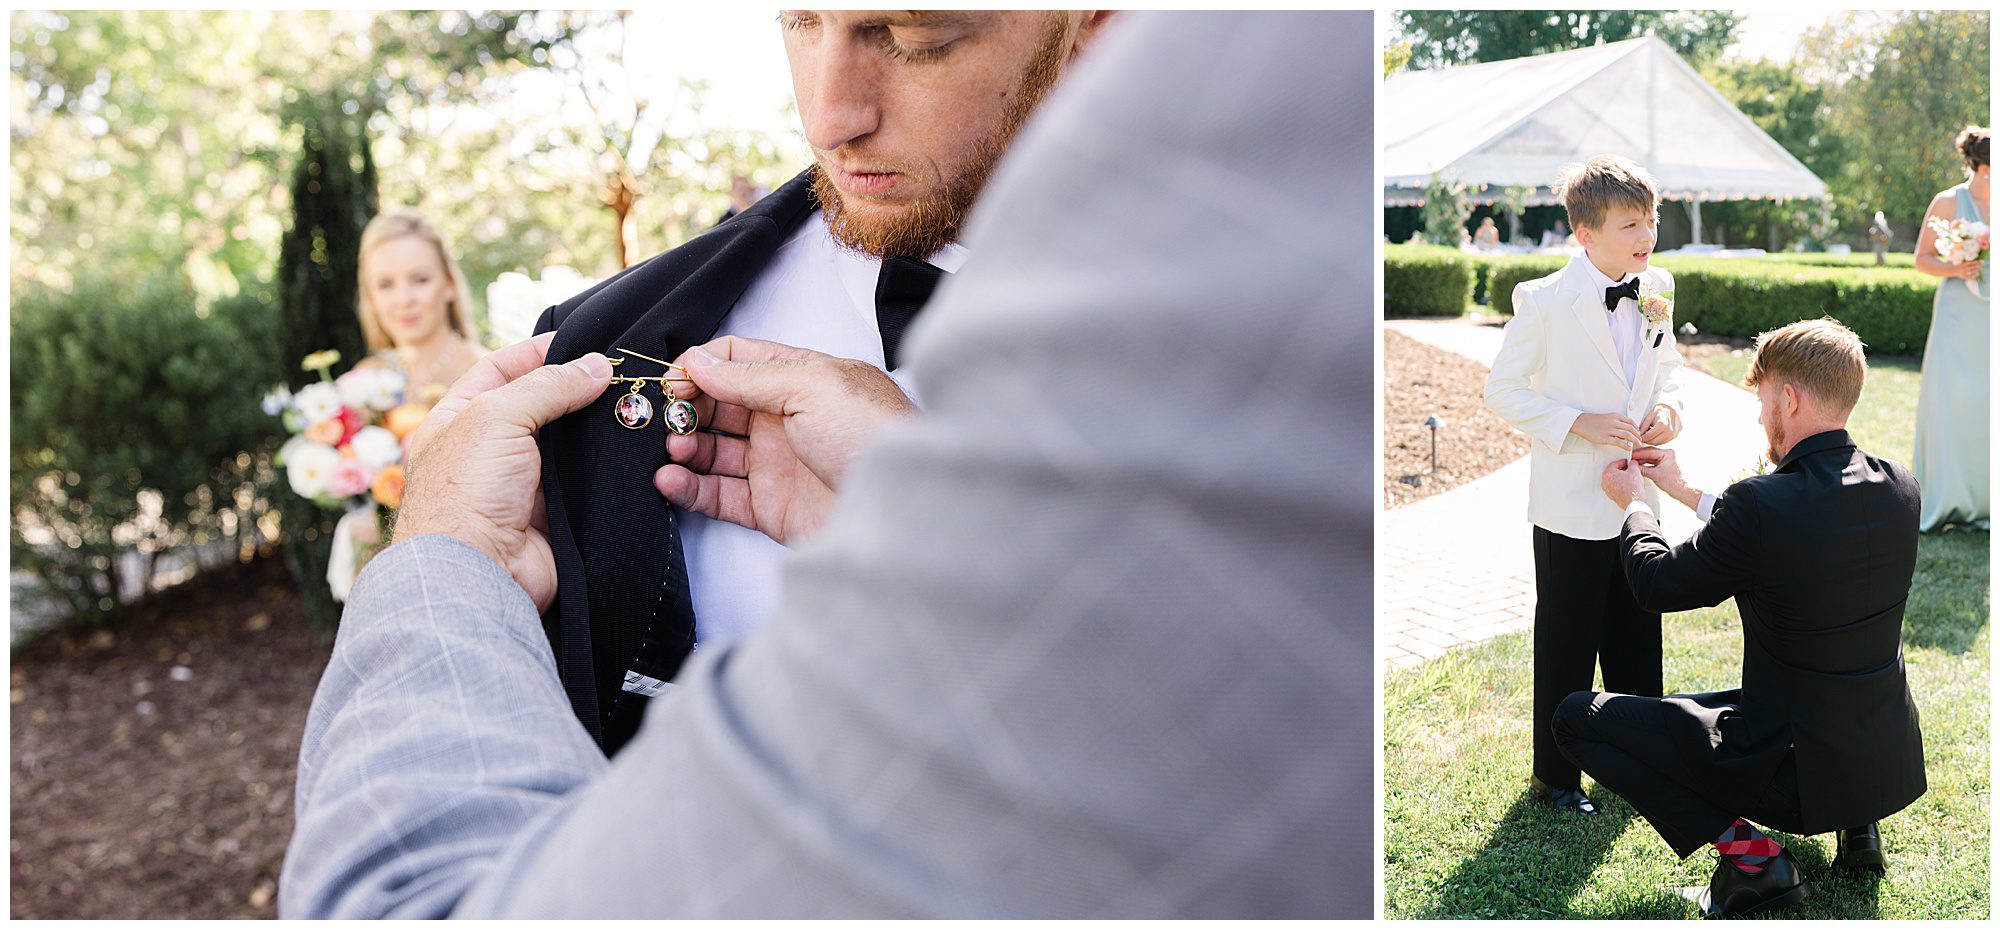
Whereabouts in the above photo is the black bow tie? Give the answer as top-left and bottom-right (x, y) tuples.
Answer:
(874, 255), (947, 370)
(1604, 278), (1640, 312)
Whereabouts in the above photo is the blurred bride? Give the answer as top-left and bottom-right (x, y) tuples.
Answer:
(329, 207), (489, 598)
(354, 207), (488, 404)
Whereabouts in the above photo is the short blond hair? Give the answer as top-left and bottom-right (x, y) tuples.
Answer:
(356, 207), (477, 352)
(1744, 318), (1867, 416)
(1552, 154), (1659, 230)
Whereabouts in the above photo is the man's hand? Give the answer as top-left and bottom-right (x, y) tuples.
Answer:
(655, 336), (917, 546)
(1631, 446), (1705, 513)
(394, 332), (612, 611)
(1571, 412), (1642, 451)
(1601, 458), (1646, 509)
(1638, 403), (1681, 445)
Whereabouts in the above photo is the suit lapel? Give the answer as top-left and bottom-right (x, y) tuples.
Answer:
(536, 167), (821, 745)
(1562, 258), (1624, 382)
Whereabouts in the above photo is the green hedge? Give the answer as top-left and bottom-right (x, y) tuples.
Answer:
(1384, 243), (1478, 317)
(10, 275), (285, 623)
(1483, 255), (1937, 356)
(1487, 256), (1569, 315)
(1745, 252), (1917, 269)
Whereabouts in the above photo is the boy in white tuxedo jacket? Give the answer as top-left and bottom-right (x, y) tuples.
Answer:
(1485, 154), (1687, 815)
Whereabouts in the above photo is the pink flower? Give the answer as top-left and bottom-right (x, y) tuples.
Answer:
(328, 458), (371, 499)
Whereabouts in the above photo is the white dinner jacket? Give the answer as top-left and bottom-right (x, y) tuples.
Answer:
(1485, 255), (1685, 540)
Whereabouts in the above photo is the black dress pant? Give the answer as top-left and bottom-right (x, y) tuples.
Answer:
(1553, 691), (1803, 857)
(1531, 527), (1662, 789)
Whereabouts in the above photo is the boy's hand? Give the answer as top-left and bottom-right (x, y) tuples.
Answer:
(1570, 412), (1641, 451)
(1638, 404), (1680, 444)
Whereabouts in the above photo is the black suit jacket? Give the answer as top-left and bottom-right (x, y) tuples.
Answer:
(1619, 428), (1926, 834)
(532, 168), (820, 746)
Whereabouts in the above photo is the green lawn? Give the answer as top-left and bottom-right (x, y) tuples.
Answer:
(1385, 353), (1990, 919)
(1693, 352), (1922, 467)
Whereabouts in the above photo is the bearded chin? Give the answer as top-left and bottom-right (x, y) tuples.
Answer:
(809, 14), (1067, 259)
(811, 164), (982, 260)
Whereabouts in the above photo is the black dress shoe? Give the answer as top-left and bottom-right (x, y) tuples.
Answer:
(1528, 776), (1599, 815)
(1699, 847), (1810, 918)
(1833, 822), (1886, 874)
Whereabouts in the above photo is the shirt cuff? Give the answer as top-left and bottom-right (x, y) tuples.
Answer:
(1623, 500), (1654, 521)
(1696, 492), (1716, 523)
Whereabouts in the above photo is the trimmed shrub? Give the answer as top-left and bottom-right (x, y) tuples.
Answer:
(1384, 243), (1477, 317)
(279, 99), (378, 632)
(1487, 255), (1569, 315)
(1827, 269), (1938, 355)
(1659, 259), (1840, 342)
(1747, 252), (1917, 269)
(10, 276), (285, 624)
(1481, 254), (1936, 357)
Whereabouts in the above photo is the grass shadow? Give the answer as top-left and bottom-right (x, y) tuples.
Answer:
(1905, 530), (1991, 653)
(1417, 792), (1639, 919)
(1769, 832), (1886, 920)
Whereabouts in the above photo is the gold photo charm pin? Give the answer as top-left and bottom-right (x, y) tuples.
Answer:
(607, 347), (699, 435)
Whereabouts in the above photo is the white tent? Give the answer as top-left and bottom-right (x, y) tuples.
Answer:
(1382, 36), (1826, 241)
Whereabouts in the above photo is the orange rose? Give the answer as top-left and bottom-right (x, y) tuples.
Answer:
(305, 417), (345, 446)
(370, 464), (406, 510)
(384, 403), (429, 441)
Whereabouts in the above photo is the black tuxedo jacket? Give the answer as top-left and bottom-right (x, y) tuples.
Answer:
(532, 168), (820, 748)
(1618, 428), (1926, 833)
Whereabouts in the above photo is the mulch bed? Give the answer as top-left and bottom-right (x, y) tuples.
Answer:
(1383, 328), (1531, 508)
(10, 554), (331, 919)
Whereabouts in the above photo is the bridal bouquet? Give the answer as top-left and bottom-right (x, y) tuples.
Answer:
(1926, 215), (1990, 298)
(263, 350), (430, 599)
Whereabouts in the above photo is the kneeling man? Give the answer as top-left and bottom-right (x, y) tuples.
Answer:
(1559, 318), (1926, 918)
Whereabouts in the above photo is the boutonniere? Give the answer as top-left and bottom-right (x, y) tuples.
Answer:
(1640, 287), (1674, 346)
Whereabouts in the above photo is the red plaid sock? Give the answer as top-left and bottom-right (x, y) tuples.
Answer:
(1713, 818), (1783, 874)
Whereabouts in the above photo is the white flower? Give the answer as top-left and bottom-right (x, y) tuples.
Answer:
(347, 426), (402, 471)
(294, 382), (343, 424)
(278, 434), (311, 467)
(336, 366), (406, 412)
(285, 442), (341, 499)
(260, 385), (293, 417)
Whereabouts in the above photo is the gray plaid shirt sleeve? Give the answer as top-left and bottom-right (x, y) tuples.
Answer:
(280, 534), (608, 918)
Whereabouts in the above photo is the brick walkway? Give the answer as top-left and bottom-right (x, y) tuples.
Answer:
(1380, 318), (1765, 670)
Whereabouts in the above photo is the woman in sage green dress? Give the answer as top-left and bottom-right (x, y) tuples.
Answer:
(1911, 126), (1989, 532)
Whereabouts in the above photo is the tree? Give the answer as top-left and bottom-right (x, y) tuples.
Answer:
(1700, 57), (1851, 248)
(1394, 10), (1743, 71)
(1497, 184), (1533, 243)
(9, 10), (565, 297)
(275, 98), (379, 632)
(1420, 174), (1472, 246)
(1383, 39), (1413, 78)
(10, 11), (292, 297)
(1830, 11), (1990, 244)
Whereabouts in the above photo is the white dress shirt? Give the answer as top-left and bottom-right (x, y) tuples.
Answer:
(1580, 258), (1646, 387)
(681, 213), (968, 649)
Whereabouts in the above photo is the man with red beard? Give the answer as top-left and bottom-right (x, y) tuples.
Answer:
(532, 11), (1114, 754)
